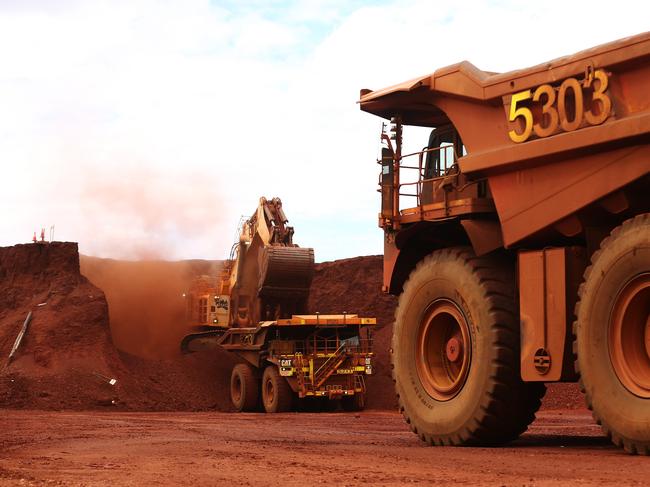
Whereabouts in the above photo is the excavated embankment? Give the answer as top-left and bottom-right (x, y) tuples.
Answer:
(308, 256), (398, 410)
(0, 242), (119, 408)
(0, 243), (235, 411)
(0, 242), (582, 411)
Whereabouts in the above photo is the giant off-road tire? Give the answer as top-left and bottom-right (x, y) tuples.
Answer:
(230, 363), (259, 412)
(392, 247), (545, 446)
(574, 214), (650, 455)
(262, 365), (294, 413)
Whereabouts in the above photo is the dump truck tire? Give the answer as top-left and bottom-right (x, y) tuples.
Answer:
(230, 363), (259, 412)
(392, 247), (545, 446)
(262, 365), (293, 413)
(574, 214), (650, 455)
(342, 392), (365, 412)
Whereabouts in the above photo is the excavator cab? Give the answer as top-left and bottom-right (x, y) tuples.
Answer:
(185, 275), (231, 331)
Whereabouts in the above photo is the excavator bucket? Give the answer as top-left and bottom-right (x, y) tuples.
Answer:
(259, 246), (314, 298)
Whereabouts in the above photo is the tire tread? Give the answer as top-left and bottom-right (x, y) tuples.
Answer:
(231, 363), (259, 412)
(573, 213), (650, 455)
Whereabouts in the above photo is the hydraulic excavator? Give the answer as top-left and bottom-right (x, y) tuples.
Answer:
(182, 197), (375, 413)
(185, 197), (313, 330)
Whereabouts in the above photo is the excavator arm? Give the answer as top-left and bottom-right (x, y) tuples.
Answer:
(229, 197), (314, 327)
(246, 197), (294, 246)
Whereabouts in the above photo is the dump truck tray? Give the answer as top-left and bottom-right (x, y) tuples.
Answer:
(181, 314), (376, 354)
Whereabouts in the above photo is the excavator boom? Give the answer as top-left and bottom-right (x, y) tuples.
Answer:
(185, 197), (314, 330)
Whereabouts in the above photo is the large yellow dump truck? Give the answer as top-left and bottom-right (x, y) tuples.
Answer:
(360, 33), (650, 454)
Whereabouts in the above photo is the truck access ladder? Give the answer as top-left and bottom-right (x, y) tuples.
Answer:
(314, 344), (347, 388)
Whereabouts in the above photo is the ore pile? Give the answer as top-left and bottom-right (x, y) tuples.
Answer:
(0, 242), (120, 409)
(0, 243), (235, 411)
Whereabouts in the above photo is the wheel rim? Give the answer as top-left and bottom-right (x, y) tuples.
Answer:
(265, 377), (275, 405)
(416, 299), (471, 401)
(609, 273), (650, 398)
(232, 375), (242, 404)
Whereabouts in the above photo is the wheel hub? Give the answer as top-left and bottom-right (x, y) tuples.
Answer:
(416, 299), (471, 401)
(609, 273), (650, 398)
(445, 337), (462, 362)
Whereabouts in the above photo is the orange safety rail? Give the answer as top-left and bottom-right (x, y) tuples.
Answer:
(378, 143), (459, 217)
(292, 337), (373, 355)
(275, 314), (376, 326)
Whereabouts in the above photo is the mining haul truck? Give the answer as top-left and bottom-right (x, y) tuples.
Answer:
(182, 197), (375, 412)
(359, 32), (650, 454)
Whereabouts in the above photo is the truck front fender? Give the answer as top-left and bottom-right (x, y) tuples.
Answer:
(385, 221), (473, 295)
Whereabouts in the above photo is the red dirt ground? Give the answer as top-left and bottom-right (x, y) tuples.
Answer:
(2, 409), (649, 486)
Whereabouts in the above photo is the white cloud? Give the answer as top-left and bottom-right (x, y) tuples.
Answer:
(0, 0), (647, 260)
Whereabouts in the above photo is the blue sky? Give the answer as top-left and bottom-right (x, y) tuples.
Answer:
(0, 0), (647, 261)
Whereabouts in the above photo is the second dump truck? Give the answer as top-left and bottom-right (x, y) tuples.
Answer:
(360, 33), (650, 454)
(182, 197), (375, 412)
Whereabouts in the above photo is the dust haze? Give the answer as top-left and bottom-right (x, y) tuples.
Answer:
(80, 257), (221, 359)
(68, 165), (229, 261)
(72, 165), (228, 359)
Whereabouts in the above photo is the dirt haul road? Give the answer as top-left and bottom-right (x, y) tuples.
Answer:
(1, 409), (649, 486)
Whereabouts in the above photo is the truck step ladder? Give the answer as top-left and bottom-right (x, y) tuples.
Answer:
(314, 345), (347, 388)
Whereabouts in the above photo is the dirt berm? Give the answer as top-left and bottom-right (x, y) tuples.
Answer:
(0, 242), (582, 411)
(0, 242), (236, 411)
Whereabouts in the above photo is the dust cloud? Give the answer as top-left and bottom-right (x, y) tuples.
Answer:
(69, 164), (230, 359)
(80, 257), (220, 359)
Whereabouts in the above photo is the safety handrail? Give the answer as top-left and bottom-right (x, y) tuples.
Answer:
(293, 338), (373, 355)
(381, 144), (458, 211)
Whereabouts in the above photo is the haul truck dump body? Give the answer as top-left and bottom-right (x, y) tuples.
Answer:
(182, 197), (375, 412)
(360, 33), (649, 453)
